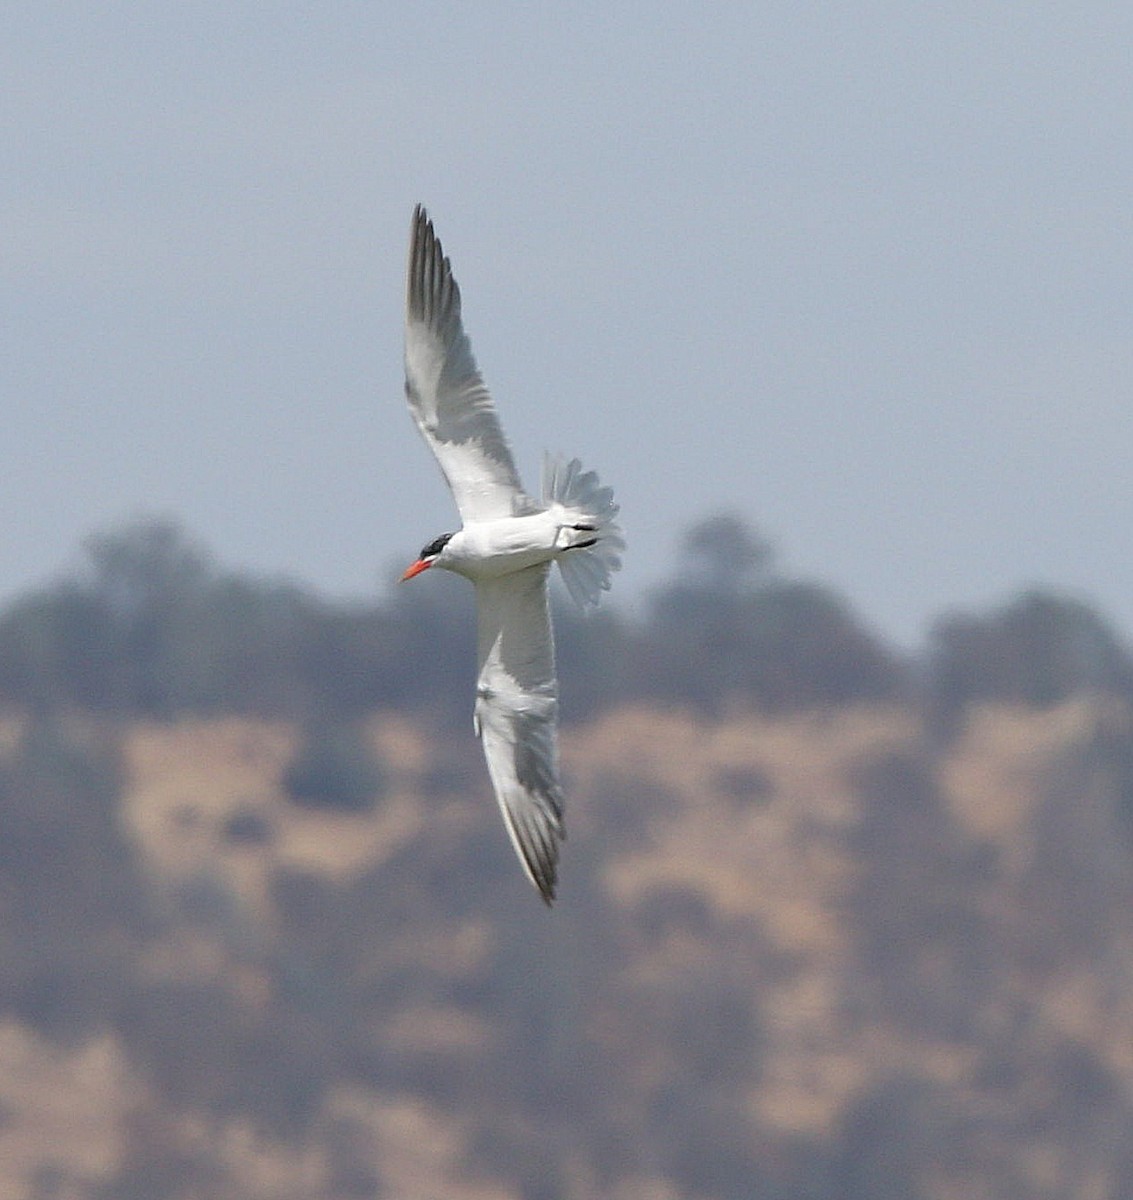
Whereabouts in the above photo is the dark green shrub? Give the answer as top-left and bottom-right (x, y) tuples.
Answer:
(282, 723), (384, 812)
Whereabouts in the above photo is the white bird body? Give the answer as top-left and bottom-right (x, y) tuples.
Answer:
(398, 206), (623, 904)
(433, 510), (599, 579)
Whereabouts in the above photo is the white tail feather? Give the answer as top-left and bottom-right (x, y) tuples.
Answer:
(543, 454), (624, 610)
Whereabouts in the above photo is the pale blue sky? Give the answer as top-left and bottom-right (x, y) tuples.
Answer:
(4, 4), (1132, 644)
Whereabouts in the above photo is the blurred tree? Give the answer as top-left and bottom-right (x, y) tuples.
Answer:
(927, 589), (1133, 737)
(283, 721), (386, 813)
(0, 518), (406, 720)
(553, 604), (631, 721)
(0, 584), (118, 711)
(833, 1074), (944, 1200)
(0, 717), (144, 1039)
(679, 512), (775, 595)
(650, 513), (776, 629)
(18, 512), (1132, 740)
(641, 515), (904, 714)
(0, 518), (231, 716)
(81, 518), (213, 618)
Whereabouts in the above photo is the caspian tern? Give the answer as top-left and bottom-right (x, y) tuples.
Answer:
(398, 206), (623, 904)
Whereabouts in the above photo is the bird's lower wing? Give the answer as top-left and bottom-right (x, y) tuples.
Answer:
(404, 206), (529, 522)
(473, 567), (563, 904)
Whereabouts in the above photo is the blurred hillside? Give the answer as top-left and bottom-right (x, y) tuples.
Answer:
(2, 518), (1133, 1199)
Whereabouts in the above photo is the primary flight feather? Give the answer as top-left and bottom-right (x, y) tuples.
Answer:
(399, 206), (623, 904)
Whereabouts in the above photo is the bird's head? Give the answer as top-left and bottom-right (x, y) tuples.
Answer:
(400, 531), (455, 581)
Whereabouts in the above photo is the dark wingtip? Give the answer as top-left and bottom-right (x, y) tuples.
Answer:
(538, 874), (557, 907)
(525, 847), (557, 907)
(544, 866), (560, 905)
(406, 204), (459, 326)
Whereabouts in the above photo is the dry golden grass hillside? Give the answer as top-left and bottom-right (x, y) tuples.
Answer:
(1, 699), (1131, 1199)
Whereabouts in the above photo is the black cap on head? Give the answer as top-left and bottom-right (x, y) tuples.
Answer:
(420, 532), (455, 560)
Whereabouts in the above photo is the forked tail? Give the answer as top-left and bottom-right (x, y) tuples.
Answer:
(542, 454), (625, 610)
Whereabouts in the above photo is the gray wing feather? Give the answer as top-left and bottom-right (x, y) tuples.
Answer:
(404, 206), (528, 522)
(474, 566), (564, 904)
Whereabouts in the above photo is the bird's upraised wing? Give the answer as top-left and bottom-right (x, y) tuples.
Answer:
(473, 566), (564, 904)
(404, 206), (529, 523)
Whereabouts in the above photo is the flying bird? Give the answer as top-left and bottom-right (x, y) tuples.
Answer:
(399, 206), (623, 904)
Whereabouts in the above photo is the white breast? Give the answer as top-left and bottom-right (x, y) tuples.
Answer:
(445, 512), (563, 579)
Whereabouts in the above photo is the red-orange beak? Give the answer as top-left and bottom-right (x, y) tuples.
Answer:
(400, 558), (432, 582)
